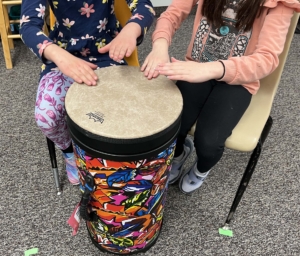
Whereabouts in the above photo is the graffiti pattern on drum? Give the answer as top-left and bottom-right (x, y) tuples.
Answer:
(73, 140), (176, 254)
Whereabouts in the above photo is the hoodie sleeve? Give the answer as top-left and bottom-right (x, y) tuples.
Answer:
(126, 0), (155, 45)
(219, 1), (299, 86)
(19, 0), (53, 62)
(152, 0), (198, 45)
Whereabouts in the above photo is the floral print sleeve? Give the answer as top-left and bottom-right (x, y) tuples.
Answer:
(20, 0), (53, 62)
(126, 0), (155, 45)
(20, 0), (155, 75)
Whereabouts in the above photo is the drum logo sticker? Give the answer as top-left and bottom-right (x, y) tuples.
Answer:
(86, 111), (105, 123)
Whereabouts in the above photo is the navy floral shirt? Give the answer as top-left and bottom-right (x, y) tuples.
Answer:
(20, 0), (155, 78)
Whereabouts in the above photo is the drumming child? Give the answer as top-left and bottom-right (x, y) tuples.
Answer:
(20, 0), (155, 185)
(141, 0), (300, 194)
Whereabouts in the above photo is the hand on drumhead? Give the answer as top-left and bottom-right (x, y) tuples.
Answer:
(43, 44), (98, 86)
(98, 23), (140, 62)
(141, 38), (170, 80)
(156, 57), (225, 83)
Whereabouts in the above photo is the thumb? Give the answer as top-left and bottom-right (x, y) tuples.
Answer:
(171, 57), (180, 63)
(98, 43), (111, 53)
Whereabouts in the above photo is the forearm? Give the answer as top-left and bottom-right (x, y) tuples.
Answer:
(122, 22), (142, 39)
(43, 44), (65, 63)
(152, 0), (196, 45)
(127, 0), (155, 44)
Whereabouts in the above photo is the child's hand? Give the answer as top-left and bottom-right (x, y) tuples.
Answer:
(44, 44), (98, 86)
(98, 23), (141, 62)
(156, 57), (224, 83)
(141, 38), (170, 80)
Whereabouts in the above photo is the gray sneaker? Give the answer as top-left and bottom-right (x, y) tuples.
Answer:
(169, 137), (194, 184)
(179, 159), (210, 194)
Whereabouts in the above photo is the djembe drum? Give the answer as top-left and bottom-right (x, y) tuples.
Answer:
(65, 66), (183, 255)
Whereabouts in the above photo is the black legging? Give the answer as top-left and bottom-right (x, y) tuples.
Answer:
(175, 79), (252, 173)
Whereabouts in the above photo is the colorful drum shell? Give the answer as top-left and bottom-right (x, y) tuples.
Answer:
(73, 141), (176, 254)
(65, 66), (183, 254)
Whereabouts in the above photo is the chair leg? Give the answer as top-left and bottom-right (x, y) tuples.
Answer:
(46, 137), (62, 195)
(0, 3), (13, 69)
(222, 116), (273, 230)
(2, 5), (14, 49)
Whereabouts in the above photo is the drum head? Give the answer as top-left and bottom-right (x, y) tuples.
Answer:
(66, 66), (183, 160)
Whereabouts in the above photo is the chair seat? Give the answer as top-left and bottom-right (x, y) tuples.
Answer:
(225, 80), (275, 152)
(188, 79), (276, 152)
(188, 74), (279, 152)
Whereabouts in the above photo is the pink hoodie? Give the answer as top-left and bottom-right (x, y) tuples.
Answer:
(152, 0), (300, 94)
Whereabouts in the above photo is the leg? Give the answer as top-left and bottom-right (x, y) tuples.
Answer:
(179, 81), (252, 194)
(35, 71), (74, 150)
(168, 80), (214, 184)
(194, 82), (252, 173)
(35, 71), (79, 185)
(175, 80), (215, 156)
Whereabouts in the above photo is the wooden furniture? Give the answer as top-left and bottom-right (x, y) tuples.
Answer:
(0, 1), (52, 68)
(0, 0), (22, 69)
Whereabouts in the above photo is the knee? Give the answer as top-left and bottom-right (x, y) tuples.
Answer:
(194, 131), (224, 160)
(34, 100), (63, 131)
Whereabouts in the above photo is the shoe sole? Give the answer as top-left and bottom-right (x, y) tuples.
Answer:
(168, 137), (194, 185)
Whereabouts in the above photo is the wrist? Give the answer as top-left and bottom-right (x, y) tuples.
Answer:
(206, 61), (225, 80)
(43, 44), (63, 62)
(152, 38), (169, 51)
(122, 22), (142, 39)
(216, 61), (225, 80)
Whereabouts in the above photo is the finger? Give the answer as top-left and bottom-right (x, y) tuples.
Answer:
(116, 47), (127, 61)
(109, 45), (116, 60)
(125, 47), (134, 58)
(144, 63), (154, 77)
(141, 58), (148, 72)
(78, 72), (92, 86)
(98, 43), (110, 53)
(84, 65), (98, 85)
(147, 65), (158, 79)
(83, 62), (98, 81)
(157, 67), (181, 77)
(111, 45), (120, 61)
(80, 66), (97, 86)
(157, 62), (182, 72)
(86, 62), (98, 70)
(166, 75), (185, 81)
(171, 57), (181, 62)
(72, 73), (83, 84)
(152, 70), (160, 78)
(157, 62), (175, 68)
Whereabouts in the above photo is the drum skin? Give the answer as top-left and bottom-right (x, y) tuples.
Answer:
(66, 66), (183, 254)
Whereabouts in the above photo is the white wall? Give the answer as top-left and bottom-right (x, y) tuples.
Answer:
(151, 0), (172, 7)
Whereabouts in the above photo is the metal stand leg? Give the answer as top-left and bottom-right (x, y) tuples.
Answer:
(220, 116), (273, 234)
(47, 137), (62, 195)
